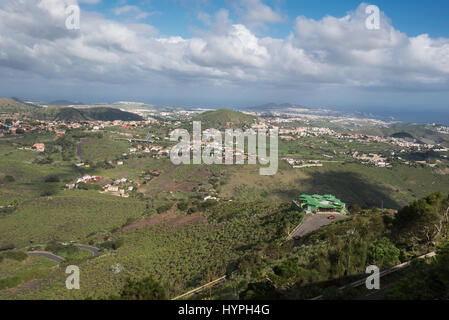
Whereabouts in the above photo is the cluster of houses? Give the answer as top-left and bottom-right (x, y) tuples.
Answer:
(65, 175), (136, 198)
(127, 144), (170, 157)
(278, 126), (335, 138)
(282, 158), (323, 169)
(0, 118), (163, 138)
(435, 126), (449, 135)
(65, 175), (102, 190)
(250, 117), (446, 154)
(101, 178), (135, 198)
(352, 152), (390, 167)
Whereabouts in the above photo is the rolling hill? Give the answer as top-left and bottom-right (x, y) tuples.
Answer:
(0, 98), (142, 121)
(0, 98), (37, 115)
(191, 109), (255, 129)
(48, 107), (143, 122)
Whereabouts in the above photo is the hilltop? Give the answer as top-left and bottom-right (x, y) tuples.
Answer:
(0, 98), (142, 121)
(43, 107), (143, 122)
(390, 131), (416, 140)
(0, 98), (37, 116)
(191, 109), (255, 129)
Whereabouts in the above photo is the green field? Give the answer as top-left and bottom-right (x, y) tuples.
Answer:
(1, 109), (449, 300)
(0, 190), (147, 247)
(0, 201), (301, 300)
(219, 162), (449, 209)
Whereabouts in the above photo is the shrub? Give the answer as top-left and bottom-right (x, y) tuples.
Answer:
(177, 202), (188, 211)
(367, 237), (400, 268)
(34, 156), (53, 164)
(3, 175), (15, 183)
(0, 243), (15, 251)
(45, 242), (78, 257)
(40, 189), (56, 197)
(45, 176), (60, 183)
(156, 204), (172, 214)
(99, 239), (124, 251)
(0, 251), (28, 262)
(120, 276), (168, 300)
(0, 277), (21, 290)
(239, 281), (280, 300)
(122, 217), (137, 228)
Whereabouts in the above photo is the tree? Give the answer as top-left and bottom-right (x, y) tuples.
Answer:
(392, 192), (449, 251)
(120, 276), (168, 300)
(349, 204), (362, 214)
(239, 281), (280, 300)
(386, 242), (449, 300)
(3, 175), (15, 183)
(367, 237), (400, 268)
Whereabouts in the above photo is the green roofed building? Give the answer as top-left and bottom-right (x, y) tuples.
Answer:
(298, 194), (347, 214)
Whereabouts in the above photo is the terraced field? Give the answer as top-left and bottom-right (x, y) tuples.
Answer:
(0, 201), (301, 300)
(0, 190), (147, 247)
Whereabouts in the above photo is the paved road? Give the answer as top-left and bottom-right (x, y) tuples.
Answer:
(73, 244), (100, 257)
(27, 251), (65, 263)
(291, 213), (348, 239)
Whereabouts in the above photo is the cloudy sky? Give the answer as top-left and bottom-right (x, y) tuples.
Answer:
(1, 0), (449, 112)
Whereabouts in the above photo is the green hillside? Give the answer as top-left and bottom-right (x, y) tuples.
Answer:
(0, 98), (35, 116)
(54, 108), (91, 121)
(391, 132), (415, 140)
(43, 107), (142, 122)
(191, 109), (255, 129)
(82, 107), (142, 121)
(0, 98), (142, 121)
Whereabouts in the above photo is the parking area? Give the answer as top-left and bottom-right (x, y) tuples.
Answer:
(291, 212), (349, 240)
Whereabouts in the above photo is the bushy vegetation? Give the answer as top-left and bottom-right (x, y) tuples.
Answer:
(386, 241), (449, 300)
(99, 239), (124, 251)
(0, 191), (146, 247)
(0, 251), (28, 262)
(1, 190), (449, 300)
(392, 192), (449, 254)
(1, 111), (448, 300)
(117, 276), (168, 300)
(233, 192), (449, 300)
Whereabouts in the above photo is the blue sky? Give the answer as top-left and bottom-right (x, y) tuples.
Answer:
(1, 0), (449, 114)
(80, 0), (449, 39)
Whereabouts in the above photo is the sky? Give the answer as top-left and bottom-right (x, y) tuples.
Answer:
(1, 0), (449, 113)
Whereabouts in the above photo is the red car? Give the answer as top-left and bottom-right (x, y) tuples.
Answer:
(328, 215), (337, 220)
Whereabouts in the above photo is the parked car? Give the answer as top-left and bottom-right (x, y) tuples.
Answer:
(328, 215), (336, 220)
(294, 235), (301, 240)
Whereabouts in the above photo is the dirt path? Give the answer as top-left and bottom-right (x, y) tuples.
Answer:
(73, 244), (100, 257)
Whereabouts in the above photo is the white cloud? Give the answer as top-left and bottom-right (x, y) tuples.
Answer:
(114, 5), (157, 20)
(1, 0), (449, 101)
(237, 0), (285, 28)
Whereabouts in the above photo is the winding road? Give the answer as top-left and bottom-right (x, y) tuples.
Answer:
(27, 251), (65, 263)
(26, 243), (100, 263)
(73, 244), (100, 257)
